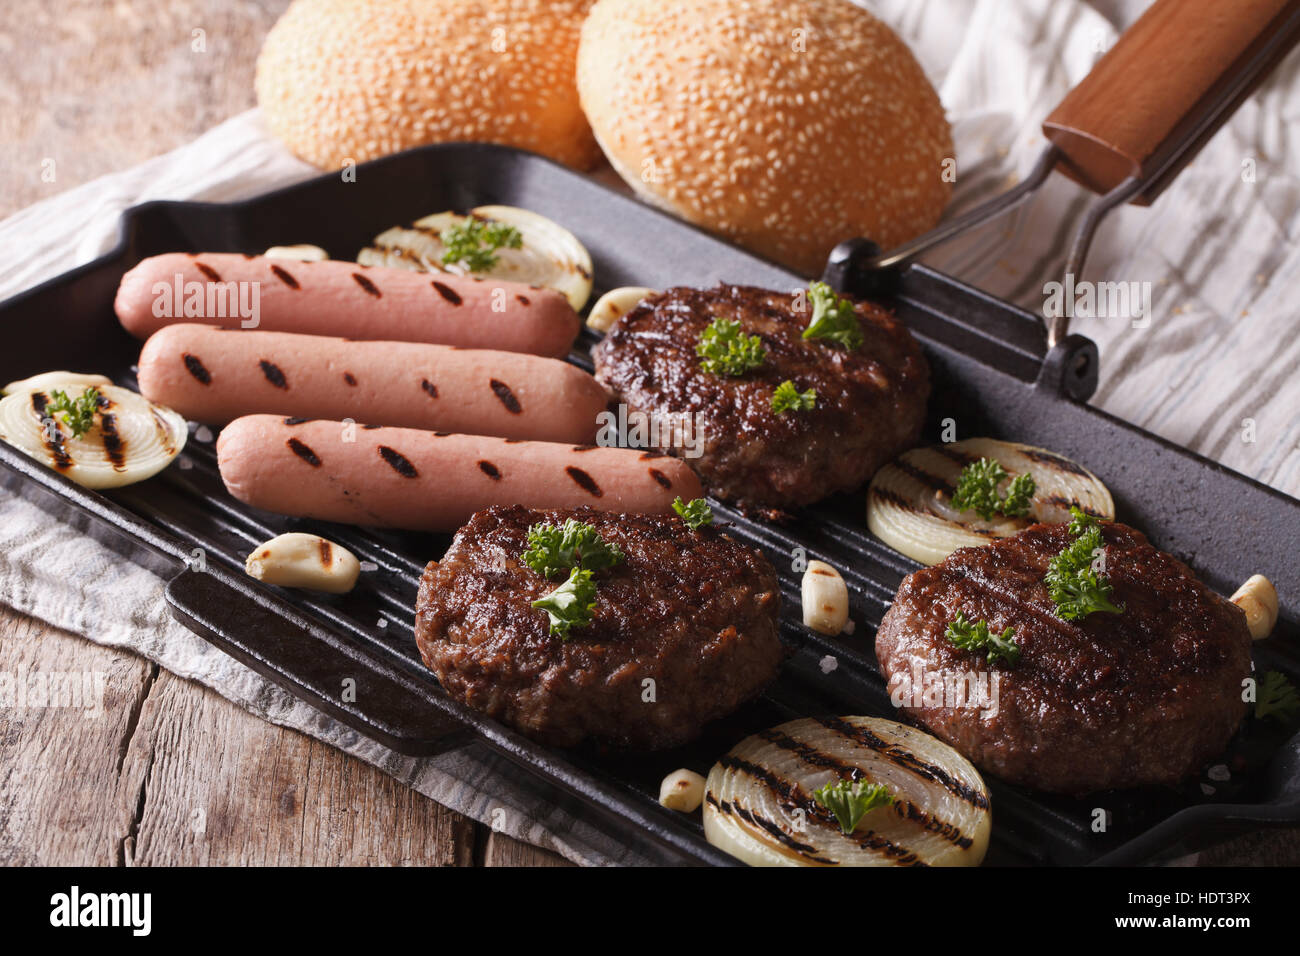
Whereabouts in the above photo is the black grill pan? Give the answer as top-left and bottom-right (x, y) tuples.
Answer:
(2, 142), (1298, 866)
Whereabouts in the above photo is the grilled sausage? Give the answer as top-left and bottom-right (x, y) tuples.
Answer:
(115, 252), (580, 357)
(216, 415), (702, 531)
(137, 324), (608, 443)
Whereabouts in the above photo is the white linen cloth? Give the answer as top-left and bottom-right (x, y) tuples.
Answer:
(2, 0), (1296, 865)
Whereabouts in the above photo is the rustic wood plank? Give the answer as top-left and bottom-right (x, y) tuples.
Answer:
(483, 829), (575, 868)
(0, 610), (485, 866)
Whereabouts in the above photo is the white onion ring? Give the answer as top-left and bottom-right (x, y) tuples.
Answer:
(0, 382), (186, 489)
(356, 204), (594, 310)
(867, 438), (1115, 566)
(704, 716), (991, 867)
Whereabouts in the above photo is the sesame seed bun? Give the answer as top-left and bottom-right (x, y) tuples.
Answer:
(577, 0), (953, 275)
(256, 0), (601, 170)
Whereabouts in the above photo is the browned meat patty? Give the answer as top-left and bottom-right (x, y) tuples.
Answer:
(875, 522), (1253, 795)
(591, 284), (929, 513)
(414, 505), (783, 749)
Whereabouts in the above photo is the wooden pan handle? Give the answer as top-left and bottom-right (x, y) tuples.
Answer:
(1043, 0), (1300, 204)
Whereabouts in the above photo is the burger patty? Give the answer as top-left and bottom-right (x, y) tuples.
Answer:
(591, 284), (929, 513)
(875, 522), (1253, 795)
(414, 505), (784, 749)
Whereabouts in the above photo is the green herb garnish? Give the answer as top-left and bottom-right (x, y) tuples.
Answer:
(945, 611), (1021, 666)
(801, 281), (864, 350)
(771, 380), (817, 415)
(1256, 670), (1300, 724)
(1044, 507), (1123, 620)
(813, 778), (895, 834)
(440, 218), (523, 272)
(45, 387), (100, 439)
(673, 496), (713, 530)
(949, 457), (1036, 521)
(696, 317), (766, 376)
(522, 518), (624, 580)
(532, 567), (597, 641)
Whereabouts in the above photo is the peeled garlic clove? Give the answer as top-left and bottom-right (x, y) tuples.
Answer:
(1231, 574), (1278, 640)
(245, 532), (360, 594)
(3, 371), (113, 396)
(587, 286), (656, 332)
(0, 381), (186, 489)
(356, 205), (594, 310)
(659, 769), (706, 812)
(801, 560), (849, 635)
(264, 244), (329, 262)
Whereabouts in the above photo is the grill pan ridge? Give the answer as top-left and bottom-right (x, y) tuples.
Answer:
(1, 143), (1298, 866)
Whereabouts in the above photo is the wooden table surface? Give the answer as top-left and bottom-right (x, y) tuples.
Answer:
(1, 0), (1293, 868)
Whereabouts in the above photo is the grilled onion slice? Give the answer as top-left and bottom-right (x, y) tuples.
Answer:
(704, 716), (991, 867)
(356, 204), (593, 310)
(0, 381), (187, 489)
(867, 438), (1114, 566)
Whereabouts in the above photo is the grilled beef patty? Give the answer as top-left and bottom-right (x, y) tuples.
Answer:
(591, 285), (929, 512)
(876, 522), (1253, 794)
(415, 505), (783, 749)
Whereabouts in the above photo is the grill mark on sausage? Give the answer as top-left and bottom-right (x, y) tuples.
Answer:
(259, 360), (289, 389)
(431, 281), (462, 305)
(515, 294), (530, 306)
(571, 444), (596, 452)
(755, 729), (972, 849)
(343, 372), (357, 387)
(489, 379), (522, 414)
(478, 460), (502, 480)
(421, 379), (439, 399)
(352, 272), (381, 297)
(639, 449), (666, 459)
(269, 264), (300, 289)
(182, 353), (211, 385)
(649, 468), (672, 488)
(98, 412), (126, 470)
(319, 539), (332, 566)
(378, 445), (418, 478)
(283, 417), (309, 425)
(362, 423), (382, 430)
(286, 438), (321, 466)
(194, 261), (222, 282)
(565, 466), (602, 497)
(812, 716), (990, 809)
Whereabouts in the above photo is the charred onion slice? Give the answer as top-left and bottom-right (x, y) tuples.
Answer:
(867, 437), (1115, 566)
(356, 204), (593, 310)
(704, 716), (991, 867)
(0, 382), (186, 489)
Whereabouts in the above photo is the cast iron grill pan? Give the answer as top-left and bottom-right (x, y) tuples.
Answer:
(2, 144), (1298, 866)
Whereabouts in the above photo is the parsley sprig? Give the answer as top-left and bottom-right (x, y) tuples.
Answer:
(801, 281), (864, 350)
(1256, 670), (1300, 724)
(945, 611), (1021, 666)
(771, 380), (816, 414)
(696, 317), (766, 376)
(522, 518), (624, 580)
(440, 218), (523, 272)
(1044, 507), (1123, 621)
(531, 567), (597, 641)
(523, 519), (623, 640)
(949, 457), (1036, 521)
(673, 497), (713, 530)
(813, 778), (894, 834)
(45, 387), (100, 439)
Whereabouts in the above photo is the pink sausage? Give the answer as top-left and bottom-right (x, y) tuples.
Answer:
(216, 415), (703, 531)
(137, 324), (608, 443)
(114, 253), (580, 357)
